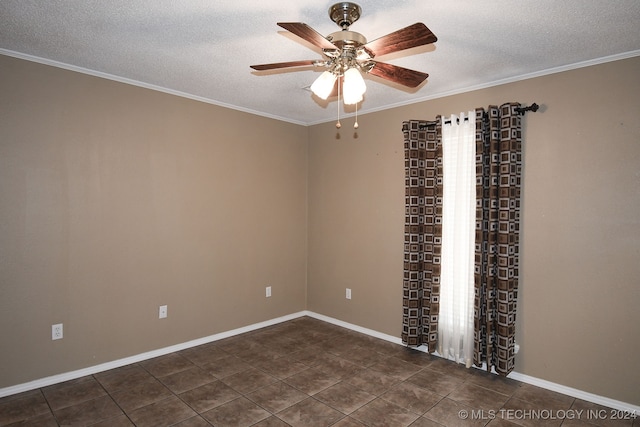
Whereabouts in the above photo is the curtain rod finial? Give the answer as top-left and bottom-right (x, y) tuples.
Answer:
(515, 103), (539, 115)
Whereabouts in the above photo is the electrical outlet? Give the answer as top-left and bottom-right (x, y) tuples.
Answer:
(159, 305), (168, 319)
(52, 323), (63, 340)
(346, 288), (352, 300)
(266, 286), (272, 298)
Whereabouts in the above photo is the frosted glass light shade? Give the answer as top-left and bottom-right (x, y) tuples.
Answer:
(343, 67), (366, 105)
(310, 71), (337, 100)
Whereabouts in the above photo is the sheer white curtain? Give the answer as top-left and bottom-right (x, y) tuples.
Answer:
(438, 111), (476, 367)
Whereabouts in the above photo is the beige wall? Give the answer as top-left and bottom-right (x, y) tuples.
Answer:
(1, 53), (639, 407)
(307, 56), (640, 406)
(0, 55), (308, 388)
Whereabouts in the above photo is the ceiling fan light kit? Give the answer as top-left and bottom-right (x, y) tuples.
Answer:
(342, 67), (366, 104)
(250, 2), (437, 127)
(310, 70), (338, 100)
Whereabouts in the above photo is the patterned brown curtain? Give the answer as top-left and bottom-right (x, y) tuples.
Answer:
(402, 119), (443, 350)
(402, 103), (522, 376)
(473, 103), (522, 375)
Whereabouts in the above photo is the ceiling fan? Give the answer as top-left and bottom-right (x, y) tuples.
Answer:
(250, 2), (437, 114)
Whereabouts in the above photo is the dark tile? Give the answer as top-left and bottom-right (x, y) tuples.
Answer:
(423, 397), (487, 427)
(561, 419), (604, 427)
(178, 380), (240, 413)
(172, 415), (212, 427)
(345, 367), (401, 395)
(3, 410), (59, 426)
(332, 416), (369, 426)
(276, 397), (345, 427)
(256, 355), (310, 379)
(91, 414), (136, 426)
(202, 396), (271, 426)
(485, 418), (522, 427)
(201, 354), (252, 378)
(179, 343), (230, 367)
(235, 344), (284, 365)
(381, 381), (442, 414)
(128, 395), (196, 427)
(110, 377), (172, 413)
(0, 411), (54, 427)
(511, 383), (574, 410)
(290, 346), (335, 366)
(343, 331), (384, 348)
(570, 398), (635, 427)
(42, 376), (107, 410)
(94, 364), (154, 393)
(371, 339), (412, 357)
(369, 356), (423, 381)
(52, 395), (123, 426)
(283, 366), (342, 395)
(314, 355), (363, 380)
(0, 390), (52, 425)
(246, 381), (308, 413)
(253, 415), (293, 427)
(314, 381), (376, 414)
(321, 335), (364, 357)
(447, 381), (510, 411)
(296, 326), (341, 343)
(409, 416), (448, 427)
(425, 357), (473, 380)
(337, 346), (390, 367)
(247, 328), (283, 346)
(139, 353), (195, 378)
(392, 348), (436, 368)
(265, 335), (309, 355)
(215, 336), (264, 355)
(158, 365), (216, 394)
(0, 389), (42, 404)
(221, 367), (278, 394)
(467, 368), (522, 396)
(500, 397), (564, 427)
(351, 397), (420, 427)
(406, 367), (465, 395)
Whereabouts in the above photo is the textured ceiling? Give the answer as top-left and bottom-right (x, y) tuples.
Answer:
(1, 1), (639, 125)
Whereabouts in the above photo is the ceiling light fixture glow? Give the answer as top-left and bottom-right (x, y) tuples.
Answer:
(309, 66), (367, 106)
(310, 70), (337, 100)
(342, 67), (366, 105)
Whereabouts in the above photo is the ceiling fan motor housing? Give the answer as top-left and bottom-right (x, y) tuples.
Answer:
(329, 2), (362, 29)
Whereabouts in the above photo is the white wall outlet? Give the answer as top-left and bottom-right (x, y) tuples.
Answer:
(52, 323), (63, 340)
(159, 305), (168, 319)
(346, 288), (352, 300)
(266, 286), (272, 298)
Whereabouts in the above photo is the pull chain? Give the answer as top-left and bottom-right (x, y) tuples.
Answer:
(336, 77), (342, 129)
(354, 102), (359, 129)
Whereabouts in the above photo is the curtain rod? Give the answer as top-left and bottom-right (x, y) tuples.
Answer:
(514, 103), (539, 115)
(415, 103), (539, 130)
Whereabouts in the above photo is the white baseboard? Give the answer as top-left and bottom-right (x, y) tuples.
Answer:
(0, 311), (307, 398)
(305, 311), (405, 345)
(2, 310), (639, 416)
(506, 371), (640, 414)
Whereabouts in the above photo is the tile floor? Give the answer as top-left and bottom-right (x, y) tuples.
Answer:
(0, 316), (637, 426)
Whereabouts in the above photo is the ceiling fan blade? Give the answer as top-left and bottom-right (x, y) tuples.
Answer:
(277, 22), (338, 51)
(250, 60), (319, 71)
(367, 62), (428, 88)
(363, 23), (437, 57)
